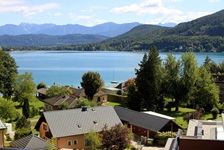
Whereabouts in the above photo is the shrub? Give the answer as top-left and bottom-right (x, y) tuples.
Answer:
(155, 131), (177, 141)
(30, 106), (39, 117)
(211, 107), (219, 119)
(14, 128), (32, 140)
(15, 116), (31, 130)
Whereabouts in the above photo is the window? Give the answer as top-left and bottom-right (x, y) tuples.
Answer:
(74, 140), (78, 145)
(84, 139), (91, 146)
(68, 140), (72, 146)
(43, 124), (47, 131)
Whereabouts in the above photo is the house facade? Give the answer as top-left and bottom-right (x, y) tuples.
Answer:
(35, 106), (122, 149)
(0, 120), (6, 147)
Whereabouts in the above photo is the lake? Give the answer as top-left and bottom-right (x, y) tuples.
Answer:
(9, 51), (224, 87)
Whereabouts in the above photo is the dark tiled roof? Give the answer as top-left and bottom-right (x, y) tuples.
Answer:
(10, 134), (53, 150)
(68, 86), (106, 97)
(114, 106), (172, 132)
(36, 106), (122, 138)
(42, 94), (78, 108)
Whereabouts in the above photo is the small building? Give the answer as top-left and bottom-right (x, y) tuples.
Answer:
(10, 134), (55, 150)
(42, 94), (78, 111)
(35, 106), (122, 149)
(165, 114), (224, 150)
(0, 120), (6, 147)
(114, 106), (180, 138)
(70, 87), (107, 103)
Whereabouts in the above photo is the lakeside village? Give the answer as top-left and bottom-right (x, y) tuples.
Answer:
(1, 47), (224, 150)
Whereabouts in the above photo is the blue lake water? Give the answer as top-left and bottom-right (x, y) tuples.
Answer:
(9, 51), (224, 87)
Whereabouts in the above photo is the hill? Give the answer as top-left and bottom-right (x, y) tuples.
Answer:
(98, 9), (224, 52)
(0, 34), (109, 47)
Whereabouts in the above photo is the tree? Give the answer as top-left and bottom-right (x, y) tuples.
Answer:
(0, 50), (18, 99)
(75, 98), (96, 108)
(203, 56), (219, 74)
(126, 83), (141, 111)
(80, 71), (104, 100)
(180, 52), (198, 107)
(85, 130), (102, 150)
(194, 66), (219, 110)
(37, 81), (47, 89)
(0, 97), (19, 121)
(22, 97), (30, 119)
(101, 124), (133, 150)
(135, 46), (163, 110)
(163, 53), (181, 111)
(13, 72), (37, 105)
(46, 84), (72, 98)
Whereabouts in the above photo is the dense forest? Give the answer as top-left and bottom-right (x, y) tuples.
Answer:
(2, 9), (224, 52)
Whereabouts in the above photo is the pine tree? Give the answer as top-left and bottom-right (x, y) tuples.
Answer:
(135, 46), (163, 110)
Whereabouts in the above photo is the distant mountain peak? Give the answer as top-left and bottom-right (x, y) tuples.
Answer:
(0, 22), (141, 37)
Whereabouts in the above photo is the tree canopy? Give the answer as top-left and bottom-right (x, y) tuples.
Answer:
(0, 50), (18, 99)
(80, 71), (104, 100)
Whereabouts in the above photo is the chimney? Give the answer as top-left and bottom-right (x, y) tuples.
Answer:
(81, 106), (87, 112)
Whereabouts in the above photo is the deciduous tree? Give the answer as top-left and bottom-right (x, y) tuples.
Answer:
(85, 130), (102, 150)
(46, 84), (72, 98)
(180, 52), (198, 107)
(0, 50), (18, 99)
(163, 53), (181, 111)
(101, 124), (132, 150)
(80, 71), (104, 100)
(0, 97), (18, 121)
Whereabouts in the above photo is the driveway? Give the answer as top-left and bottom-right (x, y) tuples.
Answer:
(131, 141), (164, 150)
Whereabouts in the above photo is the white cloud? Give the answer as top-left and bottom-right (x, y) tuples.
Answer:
(87, 19), (106, 27)
(208, 0), (219, 2)
(0, 0), (24, 6)
(148, 11), (212, 24)
(0, 2), (60, 18)
(110, 0), (182, 16)
(68, 13), (93, 21)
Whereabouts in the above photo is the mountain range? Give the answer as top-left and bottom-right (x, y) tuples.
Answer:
(1, 9), (224, 52)
(0, 22), (141, 37)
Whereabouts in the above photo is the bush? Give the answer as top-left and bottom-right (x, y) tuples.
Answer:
(211, 107), (219, 119)
(14, 128), (32, 140)
(155, 131), (177, 141)
(15, 116), (31, 130)
(30, 106), (39, 117)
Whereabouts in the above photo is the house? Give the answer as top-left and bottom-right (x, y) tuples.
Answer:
(114, 106), (180, 138)
(35, 106), (122, 149)
(0, 120), (6, 147)
(42, 94), (78, 111)
(69, 86), (107, 103)
(10, 134), (55, 150)
(165, 114), (224, 150)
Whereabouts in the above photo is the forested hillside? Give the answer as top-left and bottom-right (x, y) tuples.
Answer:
(99, 9), (224, 52)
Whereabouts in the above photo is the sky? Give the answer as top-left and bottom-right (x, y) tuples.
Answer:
(0, 0), (223, 26)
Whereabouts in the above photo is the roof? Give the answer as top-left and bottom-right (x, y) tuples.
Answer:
(0, 120), (6, 130)
(36, 88), (46, 95)
(35, 106), (122, 138)
(42, 94), (78, 108)
(10, 134), (53, 150)
(68, 86), (107, 97)
(114, 106), (174, 132)
(143, 111), (175, 120)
